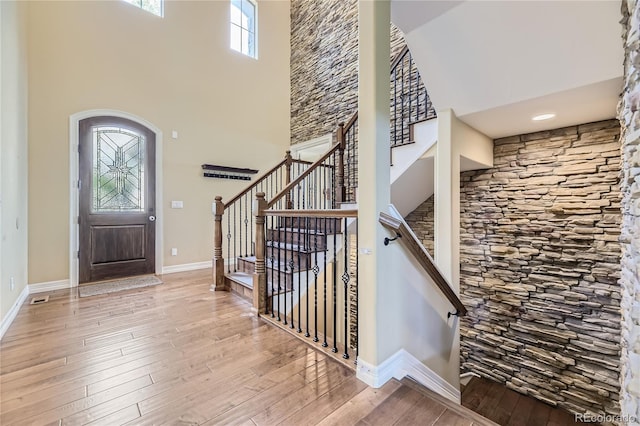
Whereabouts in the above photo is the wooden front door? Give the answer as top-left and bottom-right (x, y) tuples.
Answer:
(79, 116), (156, 284)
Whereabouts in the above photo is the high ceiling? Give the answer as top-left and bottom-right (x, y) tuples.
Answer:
(391, 0), (623, 139)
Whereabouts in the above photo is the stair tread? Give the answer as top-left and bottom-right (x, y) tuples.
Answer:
(269, 227), (327, 236)
(226, 272), (253, 288)
(266, 241), (326, 253)
(275, 227), (341, 235)
(225, 272), (294, 296)
(237, 257), (313, 273)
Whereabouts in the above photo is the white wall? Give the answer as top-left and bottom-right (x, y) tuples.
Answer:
(27, 0), (291, 284)
(435, 109), (492, 288)
(1, 1), (29, 327)
(386, 205), (461, 389)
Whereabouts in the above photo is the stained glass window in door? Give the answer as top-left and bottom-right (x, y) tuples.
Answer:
(92, 126), (145, 212)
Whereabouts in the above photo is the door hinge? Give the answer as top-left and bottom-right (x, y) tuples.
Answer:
(77, 250), (80, 259)
(77, 144), (81, 154)
(77, 180), (81, 190)
(77, 216), (81, 224)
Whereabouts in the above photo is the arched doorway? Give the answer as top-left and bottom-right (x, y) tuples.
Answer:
(69, 110), (163, 287)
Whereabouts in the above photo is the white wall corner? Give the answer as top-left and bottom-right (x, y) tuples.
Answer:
(356, 349), (405, 388)
(30, 279), (71, 294)
(401, 349), (461, 403)
(161, 261), (211, 275)
(0, 284), (29, 340)
(356, 349), (461, 404)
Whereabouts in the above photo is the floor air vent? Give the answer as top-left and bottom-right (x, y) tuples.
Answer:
(30, 295), (50, 305)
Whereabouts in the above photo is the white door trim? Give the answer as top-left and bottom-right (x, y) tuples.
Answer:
(69, 110), (163, 287)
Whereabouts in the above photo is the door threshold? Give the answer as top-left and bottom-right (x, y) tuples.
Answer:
(79, 273), (158, 287)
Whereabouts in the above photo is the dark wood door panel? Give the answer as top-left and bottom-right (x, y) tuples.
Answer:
(79, 116), (156, 284)
(91, 225), (146, 264)
(88, 258), (153, 282)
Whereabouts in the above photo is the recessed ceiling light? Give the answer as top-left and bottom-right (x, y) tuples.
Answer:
(532, 113), (556, 121)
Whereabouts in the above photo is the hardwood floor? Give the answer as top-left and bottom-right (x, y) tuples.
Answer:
(1, 269), (482, 425)
(461, 377), (589, 426)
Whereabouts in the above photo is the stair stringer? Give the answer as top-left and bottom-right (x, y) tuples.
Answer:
(391, 118), (438, 217)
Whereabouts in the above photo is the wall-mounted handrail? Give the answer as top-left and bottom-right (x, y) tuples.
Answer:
(379, 211), (467, 316)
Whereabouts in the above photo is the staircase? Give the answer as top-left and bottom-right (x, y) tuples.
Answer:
(211, 41), (457, 367)
(229, 218), (339, 305)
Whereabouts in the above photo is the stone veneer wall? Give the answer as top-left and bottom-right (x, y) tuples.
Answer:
(405, 195), (435, 255)
(290, 0), (410, 145)
(619, 2), (640, 423)
(459, 120), (622, 418)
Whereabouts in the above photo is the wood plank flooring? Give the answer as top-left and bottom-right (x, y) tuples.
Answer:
(461, 377), (589, 426)
(1, 269), (481, 425)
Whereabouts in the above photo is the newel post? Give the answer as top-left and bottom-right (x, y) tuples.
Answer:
(252, 192), (268, 314)
(336, 123), (346, 204)
(212, 196), (228, 291)
(284, 150), (293, 209)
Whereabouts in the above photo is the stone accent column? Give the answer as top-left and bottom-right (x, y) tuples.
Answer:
(619, 2), (640, 423)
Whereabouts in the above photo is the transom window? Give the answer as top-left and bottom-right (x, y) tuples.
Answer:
(230, 0), (257, 58)
(123, 0), (163, 17)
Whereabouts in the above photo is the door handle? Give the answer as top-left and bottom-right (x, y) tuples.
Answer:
(149, 215), (156, 222)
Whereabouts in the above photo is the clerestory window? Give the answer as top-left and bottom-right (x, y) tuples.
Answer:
(122, 0), (163, 17)
(230, 0), (257, 59)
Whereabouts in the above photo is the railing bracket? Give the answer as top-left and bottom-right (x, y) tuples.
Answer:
(447, 310), (460, 319)
(383, 232), (401, 246)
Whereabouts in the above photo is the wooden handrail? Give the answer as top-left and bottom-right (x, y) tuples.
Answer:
(340, 45), (411, 140)
(223, 152), (291, 209)
(390, 45), (410, 75)
(266, 143), (342, 209)
(379, 212), (467, 316)
(263, 209), (357, 218)
(343, 111), (358, 134)
(291, 158), (313, 166)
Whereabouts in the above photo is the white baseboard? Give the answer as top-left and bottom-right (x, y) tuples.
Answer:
(30, 279), (71, 294)
(357, 349), (461, 403)
(356, 350), (404, 388)
(161, 261), (211, 275)
(0, 285), (30, 340)
(401, 350), (461, 403)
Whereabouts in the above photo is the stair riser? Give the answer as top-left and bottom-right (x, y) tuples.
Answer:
(236, 258), (294, 287)
(279, 217), (342, 234)
(267, 229), (327, 250)
(236, 258), (255, 274)
(226, 277), (253, 302)
(266, 246), (313, 271)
